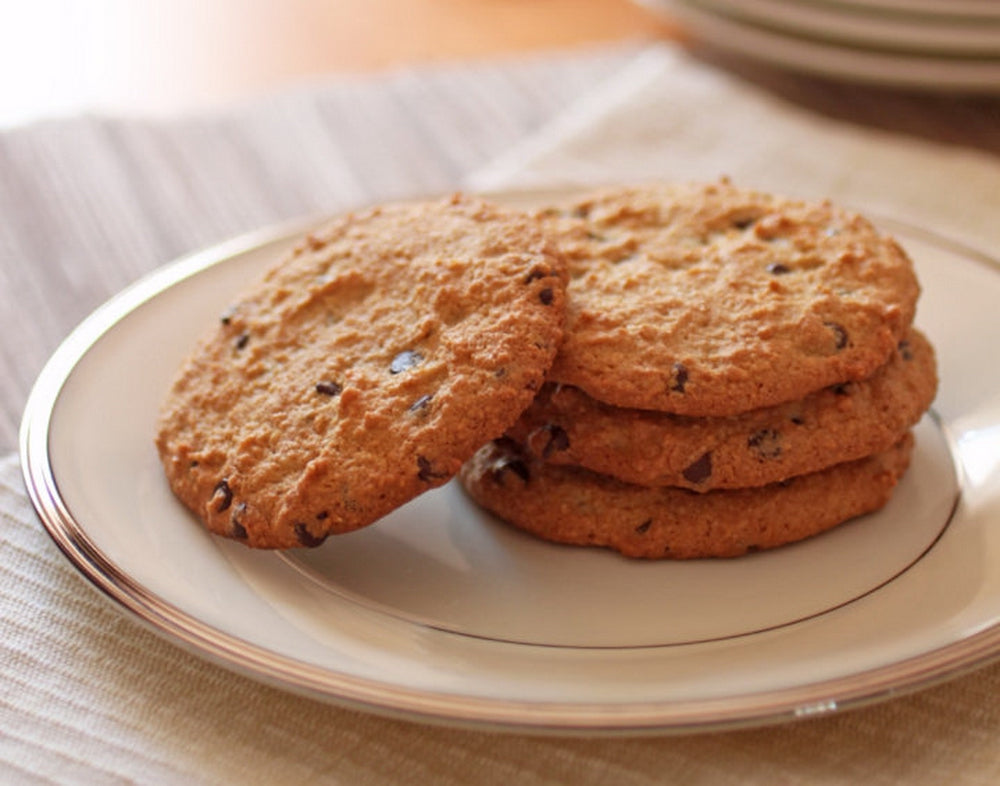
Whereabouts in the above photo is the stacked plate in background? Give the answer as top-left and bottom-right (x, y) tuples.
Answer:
(639, 0), (1000, 90)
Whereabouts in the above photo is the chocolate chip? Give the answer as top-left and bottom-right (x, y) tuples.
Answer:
(409, 394), (433, 413)
(670, 362), (689, 394)
(491, 458), (530, 485)
(235, 332), (250, 350)
(212, 479), (233, 512)
(540, 424), (570, 458)
(790, 415), (805, 425)
(539, 288), (554, 306)
(189, 460), (199, 468)
(315, 380), (342, 396)
(682, 452), (712, 484)
(635, 519), (652, 534)
(316, 511), (329, 520)
(524, 268), (547, 283)
(831, 383), (850, 396)
(748, 429), (782, 459)
(766, 263), (791, 275)
(390, 350), (423, 374)
(826, 322), (848, 350)
(898, 339), (914, 361)
(416, 455), (448, 483)
(294, 523), (327, 548)
(230, 503), (248, 539)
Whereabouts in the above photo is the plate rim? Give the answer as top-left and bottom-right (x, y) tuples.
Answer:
(18, 196), (1000, 734)
(799, 0), (1000, 20)
(640, 0), (1000, 91)
(690, 0), (1000, 55)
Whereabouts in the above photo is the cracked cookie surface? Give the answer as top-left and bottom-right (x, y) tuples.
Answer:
(156, 194), (566, 548)
(537, 180), (920, 415)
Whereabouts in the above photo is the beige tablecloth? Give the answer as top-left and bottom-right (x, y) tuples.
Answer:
(3, 42), (1000, 784)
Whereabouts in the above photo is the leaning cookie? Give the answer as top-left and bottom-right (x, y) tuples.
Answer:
(156, 194), (566, 549)
(508, 329), (935, 491)
(538, 180), (920, 415)
(459, 434), (914, 559)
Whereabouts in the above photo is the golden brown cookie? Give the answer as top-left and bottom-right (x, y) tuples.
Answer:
(157, 194), (566, 548)
(459, 434), (914, 559)
(508, 329), (935, 491)
(538, 180), (920, 415)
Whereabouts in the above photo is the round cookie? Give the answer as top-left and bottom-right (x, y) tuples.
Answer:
(508, 329), (936, 491)
(538, 180), (920, 415)
(459, 434), (914, 559)
(156, 194), (567, 549)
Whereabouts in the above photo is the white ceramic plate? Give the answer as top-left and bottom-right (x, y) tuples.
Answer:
(814, 0), (1000, 19)
(694, 0), (1000, 55)
(641, 0), (1000, 91)
(20, 194), (1000, 734)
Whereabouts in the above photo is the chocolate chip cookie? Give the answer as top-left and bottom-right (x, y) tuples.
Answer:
(459, 433), (914, 559)
(538, 180), (920, 415)
(157, 194), (567, 548)
(508, 329), (935, 491)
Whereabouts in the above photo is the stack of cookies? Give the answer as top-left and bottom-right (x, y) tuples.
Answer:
(459, 181), (937, 558)
(156, 180), (936, 559)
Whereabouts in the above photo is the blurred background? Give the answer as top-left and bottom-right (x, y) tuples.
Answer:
(0, 0), (676, 128)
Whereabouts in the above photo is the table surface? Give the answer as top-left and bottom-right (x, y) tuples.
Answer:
(0, 0), (676, 128)
(7, 0), (994, 152)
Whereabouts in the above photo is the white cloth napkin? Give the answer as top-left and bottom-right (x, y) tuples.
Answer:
(4, 42), (1000, 785)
